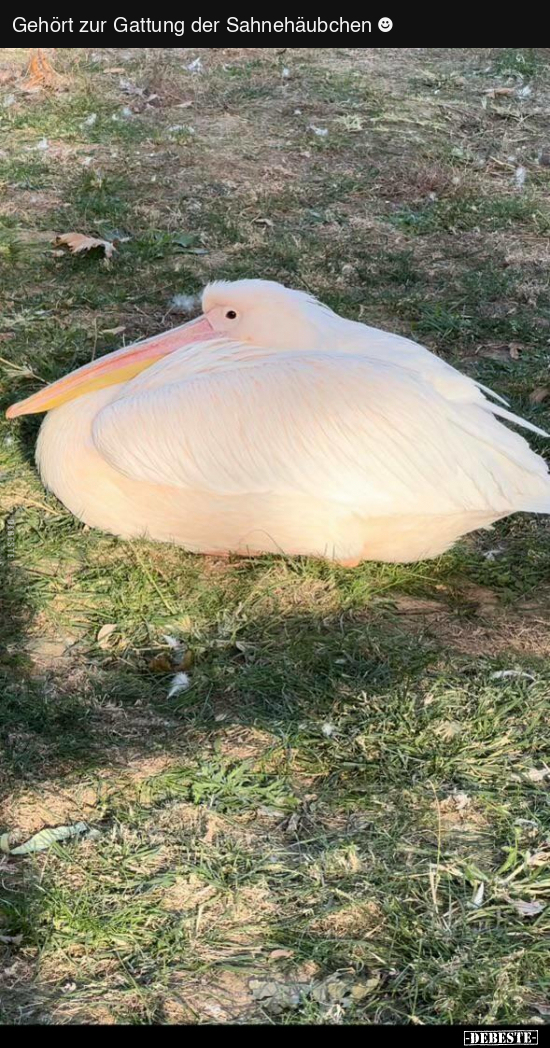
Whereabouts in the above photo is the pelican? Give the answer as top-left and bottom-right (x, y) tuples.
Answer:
(6, 279), (550, 564)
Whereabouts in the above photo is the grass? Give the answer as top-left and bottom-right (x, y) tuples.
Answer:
(0, 46), (550, 1026)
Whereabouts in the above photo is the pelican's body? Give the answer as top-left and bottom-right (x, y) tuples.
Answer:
(8, 280), (550, 564)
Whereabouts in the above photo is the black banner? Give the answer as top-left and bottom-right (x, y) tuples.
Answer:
(5, 15), (401, 47)
(0, 14), (523, 47)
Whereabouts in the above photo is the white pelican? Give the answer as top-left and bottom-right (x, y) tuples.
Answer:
(6, 280), (550, 564)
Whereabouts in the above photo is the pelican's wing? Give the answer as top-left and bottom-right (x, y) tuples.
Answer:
(92, 351), (550, 516)
(354, 322), (511, 406)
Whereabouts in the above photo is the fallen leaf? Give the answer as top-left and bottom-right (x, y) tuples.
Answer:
(269, 950), (294, 961)
(9, 822), (90, 856)
(250, 979), (308, 1012)
(175, 650), (194, 672)
(485, 87), (515, 97)
(20, 50), (66, 93)
(97, 624), (117, 649)
(509, 342), (522, 360)
(312, 974), (380, 1006)
(148, 654), (174, 674)
(0, 934), (23, 946)
(352, 976), (381, 999)
(511, 899), (545, 918)
(312, 977), (349, 1005)
(56, 233), (116, 261)
(250, 972), (375, 1013)
(530, 387), (549, 405)
(0, 834), (10, 854)
(477, 343), (517, 362)
(103, 67), (126, 74)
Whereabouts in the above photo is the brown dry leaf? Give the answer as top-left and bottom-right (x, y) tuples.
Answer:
(56, 233), (116, 261)
(174, 650), (194, 672)
(476, 343), (523, 363)
(148, 654), (174, 674)
(529, 387), (549, 405)
(269, 950), (294, 961)
(104, 67), (127, 74)
(20, 49), (66, 93)
(97, 624), (117, 649)
(485, 87), (515, 98)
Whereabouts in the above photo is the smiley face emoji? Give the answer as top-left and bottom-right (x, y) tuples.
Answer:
(378, 17), (393, 31)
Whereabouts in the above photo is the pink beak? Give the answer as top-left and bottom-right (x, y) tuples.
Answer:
(6, 315), (215, 419)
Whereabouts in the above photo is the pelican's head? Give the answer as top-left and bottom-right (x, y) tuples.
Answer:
(6, 279), (337, 418)
(202, 279), (336, 351)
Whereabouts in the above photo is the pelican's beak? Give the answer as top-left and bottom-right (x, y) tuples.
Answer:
(6, 315), (215, 419)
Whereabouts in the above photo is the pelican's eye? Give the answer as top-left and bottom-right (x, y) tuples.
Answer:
(225, 310), (238, 320)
